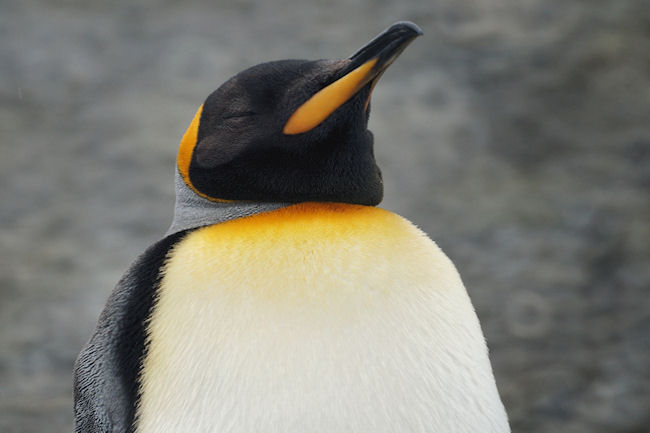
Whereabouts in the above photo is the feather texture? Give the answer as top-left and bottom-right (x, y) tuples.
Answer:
(136, 203), (509, 433)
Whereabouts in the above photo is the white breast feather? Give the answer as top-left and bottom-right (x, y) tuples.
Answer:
(136, 206), (510, 433)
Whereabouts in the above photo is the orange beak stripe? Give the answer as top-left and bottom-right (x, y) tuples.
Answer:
(283, 58), (378, 135)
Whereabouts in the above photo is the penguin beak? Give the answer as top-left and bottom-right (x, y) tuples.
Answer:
(283, 21), (423, 135)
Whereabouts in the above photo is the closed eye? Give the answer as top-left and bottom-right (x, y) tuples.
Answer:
(223, 111), (257, 120)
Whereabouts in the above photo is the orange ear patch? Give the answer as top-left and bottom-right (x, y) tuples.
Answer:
(177, 104), (204, 190)
(176, 105), (234, 203)
(283, 59), (377, 135)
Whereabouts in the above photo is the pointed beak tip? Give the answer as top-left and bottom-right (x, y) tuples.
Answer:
(348, 20), (423, 65)
(283, 21), (423, 135)
(390, 21), (424, 37)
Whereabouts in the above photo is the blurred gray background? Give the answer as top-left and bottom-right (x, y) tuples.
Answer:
(1, 0), (649, 432)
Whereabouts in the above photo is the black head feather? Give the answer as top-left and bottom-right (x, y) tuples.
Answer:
(185, 21), (422, 205)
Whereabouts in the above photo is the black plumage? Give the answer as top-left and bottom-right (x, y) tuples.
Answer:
(73, 230), (188, 433)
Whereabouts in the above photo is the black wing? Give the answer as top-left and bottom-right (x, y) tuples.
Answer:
(73, 230), (189, 433)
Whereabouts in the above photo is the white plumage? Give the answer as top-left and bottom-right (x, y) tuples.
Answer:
(136, 203), (509, 433)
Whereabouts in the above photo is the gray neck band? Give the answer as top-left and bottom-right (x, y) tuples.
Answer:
(166, 170), (290, 235)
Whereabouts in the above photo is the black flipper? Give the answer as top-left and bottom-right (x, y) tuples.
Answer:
(73, 230), (189, 433)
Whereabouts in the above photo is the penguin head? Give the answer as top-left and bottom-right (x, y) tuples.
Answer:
(177, 21), (422, 205)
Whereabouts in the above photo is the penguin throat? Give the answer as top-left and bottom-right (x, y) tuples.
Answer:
(166, 169), (290, 235)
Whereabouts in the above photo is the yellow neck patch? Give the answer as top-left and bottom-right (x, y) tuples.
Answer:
(190, 202), (402, 249)
(156, 202), (442, 304)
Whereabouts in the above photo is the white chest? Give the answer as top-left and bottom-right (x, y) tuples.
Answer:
(136, 205), (509, 433)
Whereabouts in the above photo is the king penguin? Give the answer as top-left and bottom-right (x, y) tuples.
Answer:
(74, 21), (510, 433)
